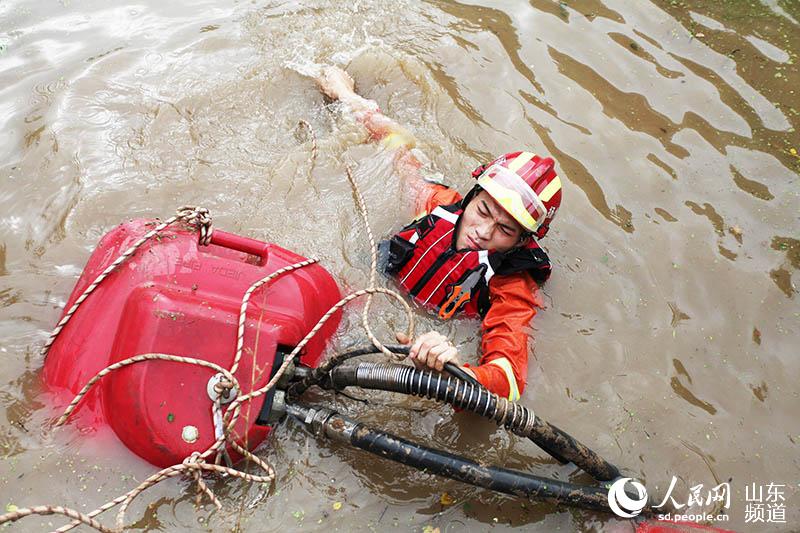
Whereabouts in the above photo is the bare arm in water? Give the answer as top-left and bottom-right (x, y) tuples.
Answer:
(316, 67), (434, 212)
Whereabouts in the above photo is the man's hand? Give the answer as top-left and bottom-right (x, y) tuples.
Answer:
(396, 331), (461, 372)
(316, 66), (356, 101)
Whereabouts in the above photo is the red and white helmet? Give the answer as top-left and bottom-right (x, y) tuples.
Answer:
(471, 151), (562, 239)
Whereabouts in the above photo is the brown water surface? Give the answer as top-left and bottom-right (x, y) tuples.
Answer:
(0, 0), (798, 531)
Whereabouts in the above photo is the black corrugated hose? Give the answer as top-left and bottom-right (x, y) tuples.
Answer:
(288, 344), (475, 397)
(327, 361), (620, 482)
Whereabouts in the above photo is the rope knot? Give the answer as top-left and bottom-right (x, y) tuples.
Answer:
(177, 205), (214, 246)
(213, 379), (234, 400)
(207, 373), (237, 405)
(183, 451), (203, 466)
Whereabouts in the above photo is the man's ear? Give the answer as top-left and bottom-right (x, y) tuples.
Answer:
(516, 233), (531, 247)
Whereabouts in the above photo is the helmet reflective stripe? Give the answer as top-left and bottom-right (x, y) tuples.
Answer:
(538, 175), (562, 203)
(506, 151), (534, 173)
(487, 357), (520, 401)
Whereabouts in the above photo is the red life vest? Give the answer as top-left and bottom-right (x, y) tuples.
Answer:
(385, 201), (551, 319)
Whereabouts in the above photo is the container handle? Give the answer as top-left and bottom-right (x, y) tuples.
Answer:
(209, 230), (270, 265)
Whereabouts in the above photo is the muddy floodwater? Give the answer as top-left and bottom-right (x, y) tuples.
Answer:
(1, 0), (798, 531)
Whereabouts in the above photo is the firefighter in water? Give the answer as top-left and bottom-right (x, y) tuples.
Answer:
(317, 67), (562, 402)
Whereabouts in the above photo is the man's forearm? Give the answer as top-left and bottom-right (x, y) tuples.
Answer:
(317, 66), (426, 196)
(342, 94), (416, 148)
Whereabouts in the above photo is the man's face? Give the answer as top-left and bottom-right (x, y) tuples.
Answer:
(456, 190), (526, 253)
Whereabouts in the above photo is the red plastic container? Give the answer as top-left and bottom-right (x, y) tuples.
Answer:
(43, 219), (342, 467)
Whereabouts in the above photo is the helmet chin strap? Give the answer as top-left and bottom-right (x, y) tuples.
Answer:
(460, 184), (483, 209)
(471, 163), (489, 179)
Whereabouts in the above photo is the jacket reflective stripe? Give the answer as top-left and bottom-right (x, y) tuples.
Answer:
(432, 206), (459, 223)
(487, 357), (520, 401)
(399, 228), (453, 285)
(421, 253), (471, 305)
(478, 250), (494, 283)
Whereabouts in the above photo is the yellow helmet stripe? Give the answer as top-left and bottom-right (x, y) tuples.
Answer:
(487, 357), (521, 402)
(506, 151), (534, 173)
(539, 175), (561, 203)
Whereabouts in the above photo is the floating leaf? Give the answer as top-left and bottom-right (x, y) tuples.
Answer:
(292, 510), (304, 521)
(5, 504), (18, 513)
(439, 493), (455, 506)
(332, 502), (342, 511)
